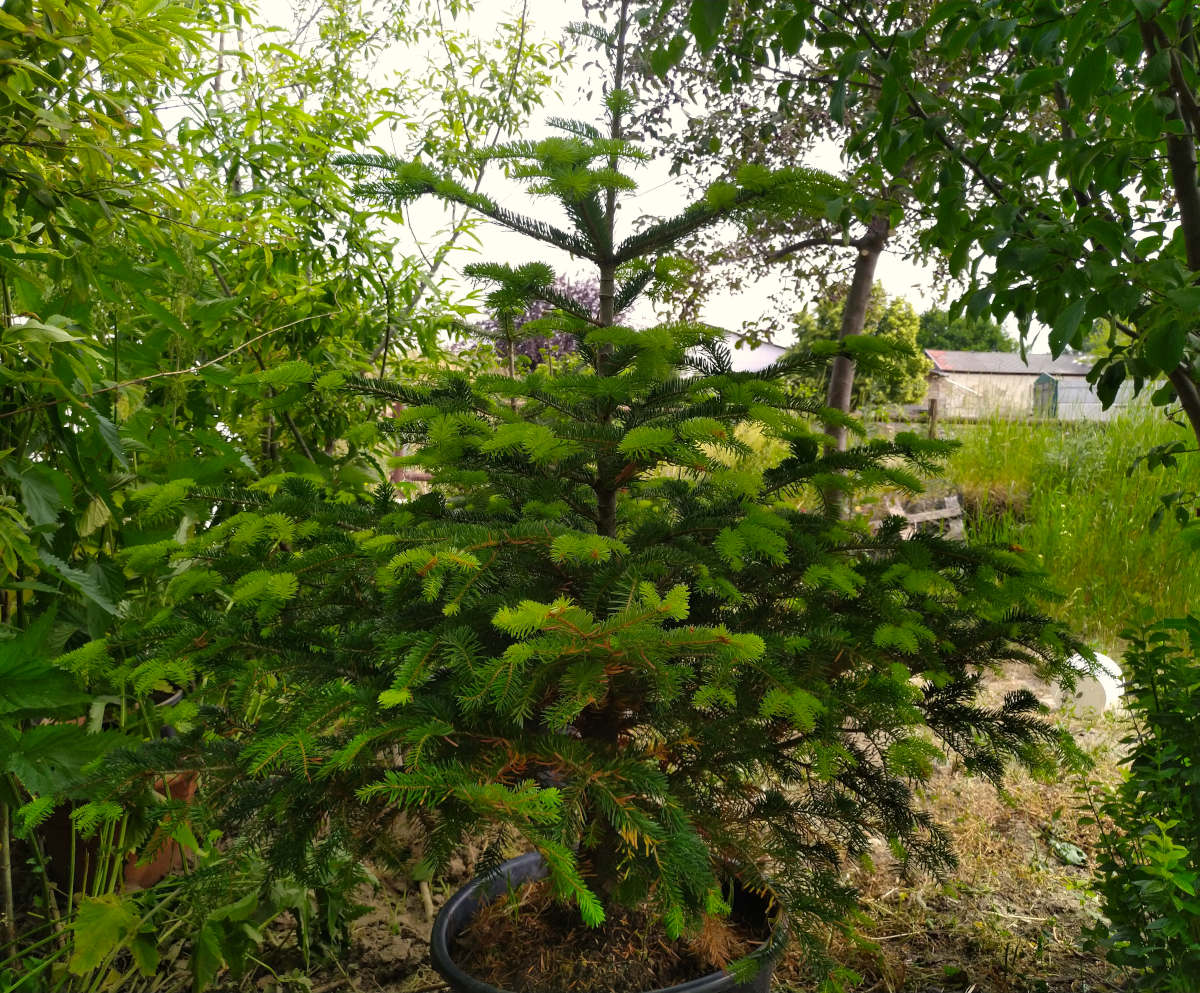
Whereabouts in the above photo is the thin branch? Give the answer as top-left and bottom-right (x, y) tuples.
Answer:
(374, 1), (535, 362)
(1167, 366), (1200, 447)
(768, 231), (843, 260)
(251, 348), (317, 463)
(0, 313), (339, 421)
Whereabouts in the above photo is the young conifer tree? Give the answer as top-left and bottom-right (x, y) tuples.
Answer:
(105, 18), (1088, 969)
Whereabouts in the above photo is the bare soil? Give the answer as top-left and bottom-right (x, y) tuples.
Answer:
(452, 877), (766, 993)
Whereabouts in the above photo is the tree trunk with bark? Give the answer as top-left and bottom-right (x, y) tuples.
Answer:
(823, 215), (891, 453)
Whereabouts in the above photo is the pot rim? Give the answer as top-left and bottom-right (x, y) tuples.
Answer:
(430, 851), (784, 993)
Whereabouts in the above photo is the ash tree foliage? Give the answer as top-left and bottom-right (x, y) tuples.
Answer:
(109, 37), (1088, 970)
(667, 0), (1200, 447)
(665, 0), (1200, 985)
(0, 0), (217, 631)
(0, 0), (564, 985)
(0, 0), (560, 637)
(622, 0), (988, 454)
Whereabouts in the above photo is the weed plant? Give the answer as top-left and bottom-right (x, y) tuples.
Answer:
(1084, 615), (1200, 989)
(942, 406), (1200, 650)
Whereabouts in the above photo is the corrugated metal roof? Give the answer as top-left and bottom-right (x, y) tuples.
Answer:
(925, 349), (1091, 376)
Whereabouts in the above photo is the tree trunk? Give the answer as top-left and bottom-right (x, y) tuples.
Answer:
(1142, 18), (1200, 447)
(824, 215), (890, 452)
(595, 262), (618, 535)
(598, 263), (616, 329)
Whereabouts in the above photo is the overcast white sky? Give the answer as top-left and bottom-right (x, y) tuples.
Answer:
(259, 0), (972, 350)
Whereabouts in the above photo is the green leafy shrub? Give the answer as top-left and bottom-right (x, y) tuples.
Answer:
(1086, 616), (1200, 989)
(0, 612), (206, 991)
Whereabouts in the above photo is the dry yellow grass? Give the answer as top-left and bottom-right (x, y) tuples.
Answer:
(778, 674), (1129, 993)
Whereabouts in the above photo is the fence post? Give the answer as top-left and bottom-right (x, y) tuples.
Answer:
(927, 398), (939, 439)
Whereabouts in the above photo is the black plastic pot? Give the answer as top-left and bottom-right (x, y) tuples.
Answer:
(431, 852), (781, 993)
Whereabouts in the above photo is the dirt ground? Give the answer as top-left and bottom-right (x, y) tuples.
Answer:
(246, 673), (1129, 993)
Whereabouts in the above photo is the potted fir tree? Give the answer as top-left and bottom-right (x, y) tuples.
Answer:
(109, 21), (1088, 991)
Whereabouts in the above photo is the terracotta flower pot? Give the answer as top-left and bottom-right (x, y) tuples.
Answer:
(121, 769), (199, 891)
(37, 690), (199, 892)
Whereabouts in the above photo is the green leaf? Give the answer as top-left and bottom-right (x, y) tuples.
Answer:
(79, 494), (113, 537)
(649, 36), (689, 77)
(1134, 97), (1163, 139)
(192, 922), (224, 993)
(85, 408), (128, 468)
(1049, 298), (1086, 355)
(68, 894), (139, 975)
(130, 933), (160, 978)
(1145, 322), (1188, 373)
(253, 360), (314, 386)
(1, 723), (123, 795)
(7, 319), (80, 344)
(209, 891), (259, 924)
(40, 551), (118, 613)
(11, 465), (65, 529)
(688, 0), (729, 51)
(1166, 285), (1200, 312)
(0, 610), (87, 717)
(0, 657), (87, 718)
(1067, 45), (1107, 107)
(136, 293), (190, 337)
(780, 14), (807, 55)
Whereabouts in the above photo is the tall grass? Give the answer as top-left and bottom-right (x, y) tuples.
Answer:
(940, 407), (1200, 652)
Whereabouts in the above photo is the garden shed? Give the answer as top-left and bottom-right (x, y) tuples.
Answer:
(924, 349), (1093, 418)
(1032, 372), (1128, 420)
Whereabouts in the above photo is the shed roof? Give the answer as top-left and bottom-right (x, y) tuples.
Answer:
(724, 335), (788, 372)
(925, 349), (1090, 376)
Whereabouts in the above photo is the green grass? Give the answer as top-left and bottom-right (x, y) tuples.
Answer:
(939, 407), (1200, 652)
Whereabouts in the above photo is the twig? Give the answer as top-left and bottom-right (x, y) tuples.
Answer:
(420, 879), (436, 922)
(1, 800), (14, 956)
(250, 347), (316, 462)
(767, 230), (843, 260)
(989, 909), (1049, 923)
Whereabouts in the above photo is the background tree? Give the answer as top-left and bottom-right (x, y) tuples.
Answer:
(620, 0), (978, 454)
(666, 2), (1200, 986)
(917, 309), (1015, 353)
(0, 0), (562, 634)
(791, 282), (931, 408)
(663, 0), (1200, 447)
(473, 273), (596, 374)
